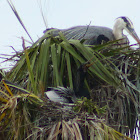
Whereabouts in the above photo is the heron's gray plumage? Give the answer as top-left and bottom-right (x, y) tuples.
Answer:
(44, 17), (140, 47)
(44, 26), (115, 45)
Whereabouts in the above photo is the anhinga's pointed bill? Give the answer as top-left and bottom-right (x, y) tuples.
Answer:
(85, 62), (94, 68)
(127, 26), (140, 46)
(83, 56), (99, 69)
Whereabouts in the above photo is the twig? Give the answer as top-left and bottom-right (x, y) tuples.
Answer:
(7, 0), (34, 43)
(82, 21), (91, 39)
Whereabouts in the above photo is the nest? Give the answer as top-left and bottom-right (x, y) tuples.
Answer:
(0, 78), (135, 140)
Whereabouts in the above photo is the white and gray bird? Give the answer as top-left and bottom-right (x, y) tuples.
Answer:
(44, 16), (140, 46)
(45, 87), (77, 103)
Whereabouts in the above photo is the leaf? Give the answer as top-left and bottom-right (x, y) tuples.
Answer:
(51, 43), (60, 86)
(22, 38), (37, 94)
(65, 52), (73, 88)
(0, 112), (6, 122)
(2, 80), (13, 97)
(72, 122), (83, 140)
(0, 97), (8, 103)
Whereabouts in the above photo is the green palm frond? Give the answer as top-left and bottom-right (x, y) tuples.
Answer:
(4, 30), (139, 138)
(0, 1), (139, 139)
(7, 31), (123, 92)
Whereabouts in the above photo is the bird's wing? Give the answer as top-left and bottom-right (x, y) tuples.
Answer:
(45, 87), (76, 103)
(45, 26), (115, 45)
(45, 90), (69, 103)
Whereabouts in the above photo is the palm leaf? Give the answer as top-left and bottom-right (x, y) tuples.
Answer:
(7, 31), (122, 93)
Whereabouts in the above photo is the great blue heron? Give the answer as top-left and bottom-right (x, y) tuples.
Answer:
(45, 63), (90, 103)
(44, 16), (140, 46)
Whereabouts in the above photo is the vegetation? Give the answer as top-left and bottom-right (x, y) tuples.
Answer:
(0, 1), (139, 139)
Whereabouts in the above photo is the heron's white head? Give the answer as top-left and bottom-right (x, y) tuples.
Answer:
(113, 16), (140, 45)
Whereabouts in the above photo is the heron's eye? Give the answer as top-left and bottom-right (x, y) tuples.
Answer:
(127, 22), (134, 29)
(126, 24), (129, 28)
(126, 23), (132, 29)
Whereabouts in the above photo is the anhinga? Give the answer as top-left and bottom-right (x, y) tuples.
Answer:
(45, 63), (91, 103)
(0, 63), (91, 104)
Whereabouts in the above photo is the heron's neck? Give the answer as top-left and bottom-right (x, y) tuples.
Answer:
(113, 24), (124, 40)
(113, 23), (129, 46)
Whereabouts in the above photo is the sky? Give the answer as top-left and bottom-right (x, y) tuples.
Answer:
(0, 0), (140, 69)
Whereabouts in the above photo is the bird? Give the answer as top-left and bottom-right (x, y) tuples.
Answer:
(0, 63), (91, 104)
(44, 16), (140, 47)
(45, 63), (91, 103)
(45, 87), (77, 103)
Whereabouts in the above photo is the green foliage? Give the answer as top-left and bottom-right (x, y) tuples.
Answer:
(3, 30), (140, 139)
(73, 97), (107, 116)
(0, 83), (132, 140)
(7, 31), (122, 93)
(1, 1), (139, 139)
(0, 82), (43, 139)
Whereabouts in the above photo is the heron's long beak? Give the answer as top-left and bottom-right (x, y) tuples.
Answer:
(127, 27), (140, 45)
